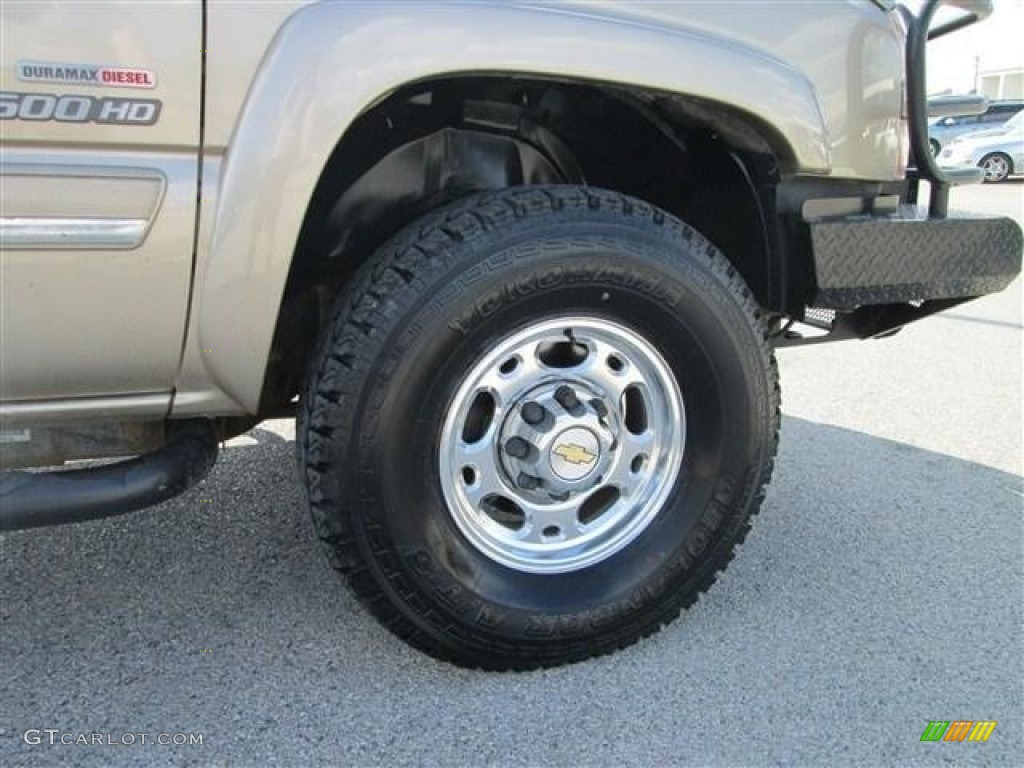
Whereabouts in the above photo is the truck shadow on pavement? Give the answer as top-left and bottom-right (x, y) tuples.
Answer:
(2, 417), (1021, 767)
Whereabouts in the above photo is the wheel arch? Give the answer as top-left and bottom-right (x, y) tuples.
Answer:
(196, 1), (828, 414)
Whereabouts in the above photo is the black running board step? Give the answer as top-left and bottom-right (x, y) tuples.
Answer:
(0, 420), (218, 531)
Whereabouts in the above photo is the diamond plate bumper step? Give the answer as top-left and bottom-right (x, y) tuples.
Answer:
(808, 211), (1022, 310)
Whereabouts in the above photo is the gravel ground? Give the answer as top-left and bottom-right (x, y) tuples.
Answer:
(1, 183), (1021, 767)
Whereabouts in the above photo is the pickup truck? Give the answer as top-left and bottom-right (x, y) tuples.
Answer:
(1, 0), (1020, 669)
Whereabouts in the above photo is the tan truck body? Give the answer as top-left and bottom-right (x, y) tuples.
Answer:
(1, 1), (905, 421)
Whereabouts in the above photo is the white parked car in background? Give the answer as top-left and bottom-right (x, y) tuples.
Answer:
(938, 109), (1024, 182)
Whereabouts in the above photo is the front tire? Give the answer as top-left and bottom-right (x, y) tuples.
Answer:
(299, 186), (779, 669)
(980, 152), (1012, 183)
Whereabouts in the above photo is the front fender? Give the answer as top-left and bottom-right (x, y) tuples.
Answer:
(198, 1), (830, 412)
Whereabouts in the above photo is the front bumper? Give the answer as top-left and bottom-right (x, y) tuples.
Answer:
(782, 0), (1022, 343)
(808, 210), (1022, 309)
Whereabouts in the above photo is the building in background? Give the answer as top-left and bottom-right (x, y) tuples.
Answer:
(980, 67), (1024, 99)
(925, 0), (1024, 96)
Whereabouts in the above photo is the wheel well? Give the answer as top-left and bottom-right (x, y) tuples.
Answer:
(259, 76), (785, 413)
(981, 151), (1013, 167)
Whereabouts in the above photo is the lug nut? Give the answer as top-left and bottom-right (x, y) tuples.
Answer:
(505, 437), (531, 459)
(517, 472), (542, 490)
(521, 402), (546, 425)
(554, 385), (580, 412)
(590, 399), (608, 419)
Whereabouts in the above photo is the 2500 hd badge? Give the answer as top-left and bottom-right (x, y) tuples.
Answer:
(0, 92), (160, 125)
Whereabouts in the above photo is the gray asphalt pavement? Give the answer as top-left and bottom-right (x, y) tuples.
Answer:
(2, 183), (1022, 767)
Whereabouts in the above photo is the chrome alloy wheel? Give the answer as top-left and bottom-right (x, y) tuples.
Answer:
(981, 154), (1010, 182)
(439, 317), (686, 574)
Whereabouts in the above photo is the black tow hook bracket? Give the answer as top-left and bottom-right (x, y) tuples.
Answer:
(773, 298), (966, 347)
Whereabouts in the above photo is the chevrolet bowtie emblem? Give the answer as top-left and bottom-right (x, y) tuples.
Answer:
(552, 443), (597, 465)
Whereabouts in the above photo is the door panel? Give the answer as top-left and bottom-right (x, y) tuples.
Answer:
(0, 2), (201, 404)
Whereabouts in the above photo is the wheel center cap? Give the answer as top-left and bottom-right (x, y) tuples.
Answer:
(549, 427), (601, 482)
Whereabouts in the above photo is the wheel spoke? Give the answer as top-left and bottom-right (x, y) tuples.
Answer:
(621, 427), (656, 453)
(516, 497), (584, 544)
(453, 429), (506, 500)
(576, 338), (645, 405)
(475, 343), (548, 405)
(604, 458), (639, 497)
